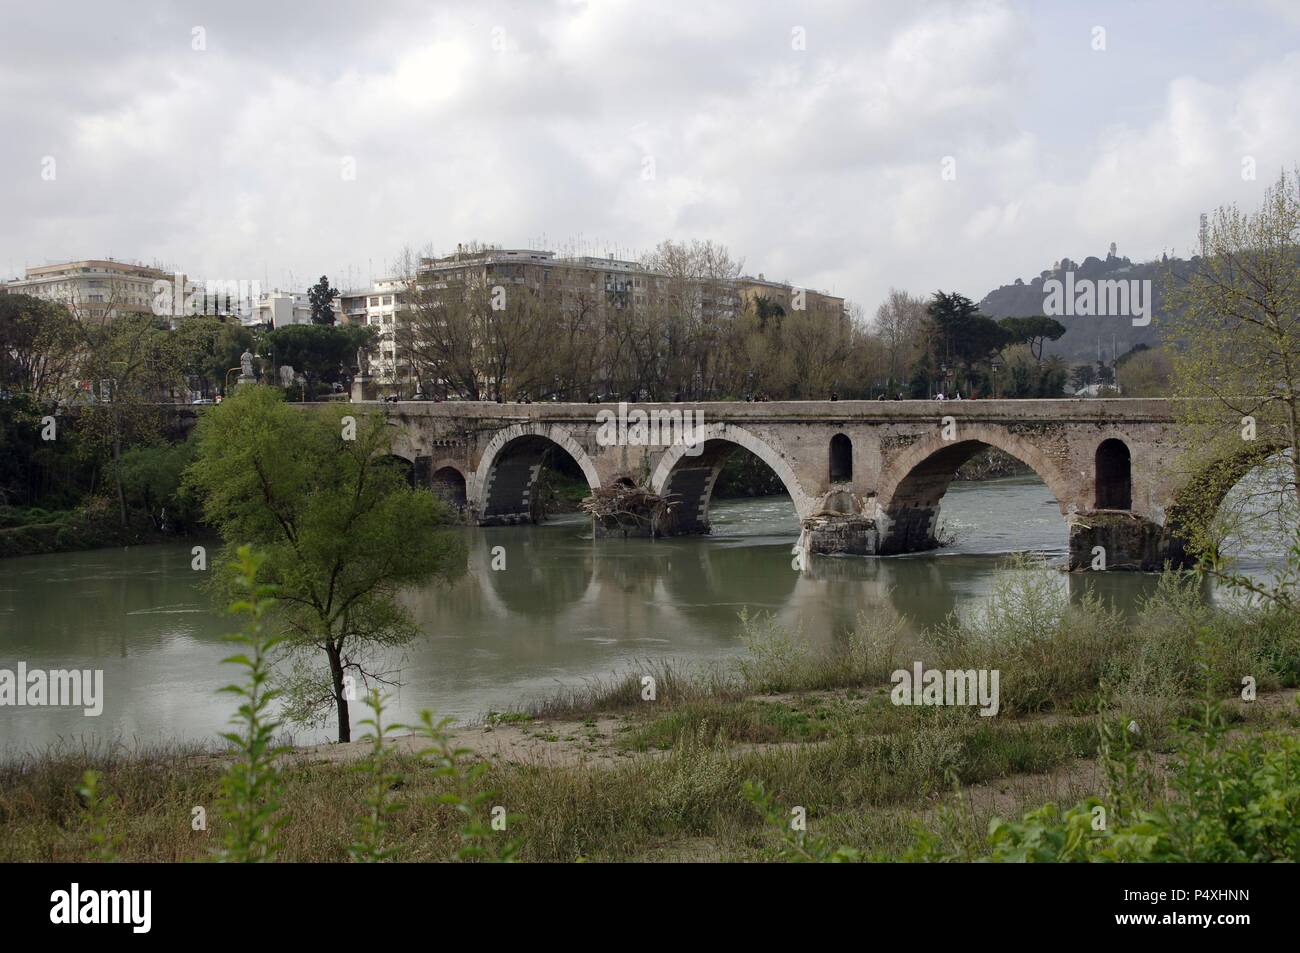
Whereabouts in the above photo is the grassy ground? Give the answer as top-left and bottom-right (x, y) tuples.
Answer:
(3, 564), (1299, 862)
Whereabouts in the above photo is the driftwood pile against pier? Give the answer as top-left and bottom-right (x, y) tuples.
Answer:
(580, 484), (678, 537)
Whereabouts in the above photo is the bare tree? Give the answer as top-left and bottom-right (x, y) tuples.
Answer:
(874, 288), (927, 391)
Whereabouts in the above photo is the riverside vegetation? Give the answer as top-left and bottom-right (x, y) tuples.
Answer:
(2, 555), (1298, 863)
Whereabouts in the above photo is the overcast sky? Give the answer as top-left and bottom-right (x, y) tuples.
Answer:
(3, 0), (1299, 310)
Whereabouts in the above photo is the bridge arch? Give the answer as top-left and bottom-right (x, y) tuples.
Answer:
(431, 463), (468, 509)
(875, 424), (1075, 555)
(471, 423), (600, 524)
(1163, 442), (1285, 563)
(650, 423), (815, 532)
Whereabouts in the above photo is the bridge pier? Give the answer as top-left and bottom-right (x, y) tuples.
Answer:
(875, 505), (943, 555)
(802, 513), (879, 555)
(1066, 511), (1175, 571)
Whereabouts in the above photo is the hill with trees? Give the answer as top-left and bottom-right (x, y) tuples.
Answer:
(978, 248), (1195, 365)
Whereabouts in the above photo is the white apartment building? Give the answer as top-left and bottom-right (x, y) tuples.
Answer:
(2, 259), (176, 317)
(339, 278), (407, 384)
(246, 289), (342, 328)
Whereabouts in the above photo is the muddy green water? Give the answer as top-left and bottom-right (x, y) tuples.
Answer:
(0, 476), (1276, 754)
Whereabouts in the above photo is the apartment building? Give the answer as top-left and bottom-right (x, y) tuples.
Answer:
(418, 244), (840, 322)
(339, 278), (408, 384)
(418, 246), (634, 305)
(736, 275), (846, 321)
(246, 289), (341, 328)
(2, 259), (175, 318)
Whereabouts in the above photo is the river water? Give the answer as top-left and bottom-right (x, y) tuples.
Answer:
(0, 476), (1279, 754)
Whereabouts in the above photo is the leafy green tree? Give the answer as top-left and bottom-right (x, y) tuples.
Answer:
(174, 316), (254, 396)
(307, 275), (339, 326)
(1115, 346), (1172, 397)
(72, 307), (185, 527)
(116, 438), (199, 531)
(261, 323), (376, 394)
(998, 316), (1066, 362)
(0, 293), (79, 398)
(1162, 169), (1300, 593)
(925, 291), (1009, 391)
(0, 393), (97, 508)
(185, 386), (466, 741)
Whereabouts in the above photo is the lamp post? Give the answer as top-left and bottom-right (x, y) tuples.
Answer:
(990, 357), (1001, 399)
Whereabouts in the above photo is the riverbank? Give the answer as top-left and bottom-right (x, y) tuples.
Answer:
(5, 568), (1298, 862)
(0, 501), (193, 559)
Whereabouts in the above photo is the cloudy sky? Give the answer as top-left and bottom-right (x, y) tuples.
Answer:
(3, 0), (1299, 310)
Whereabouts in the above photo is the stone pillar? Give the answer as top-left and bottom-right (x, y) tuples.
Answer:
(1067, 511), (1166, 571)
(803, 513), (880, 555)
(875, 505), (942, 555)
(351, 374), (373, 402)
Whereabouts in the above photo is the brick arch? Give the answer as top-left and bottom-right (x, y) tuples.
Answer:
(428, 457), (467, 480)
(430, 460), (469, 509)
(470, 423), (601, 521)
(877, 424), (1076, 514)
(650, 422), (816, 523)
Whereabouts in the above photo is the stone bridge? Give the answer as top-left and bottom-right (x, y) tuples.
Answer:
(365, 398), (1240, 571)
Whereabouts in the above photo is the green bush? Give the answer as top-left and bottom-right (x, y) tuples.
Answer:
(931, 559), (1125, 714)
(909, 700), (1300, 862)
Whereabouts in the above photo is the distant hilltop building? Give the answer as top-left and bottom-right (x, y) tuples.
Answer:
(1, 259), (176, 318)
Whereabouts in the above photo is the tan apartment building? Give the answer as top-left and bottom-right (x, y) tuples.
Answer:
(736, 275), (845, 322)
(2, 259), (175, 318)
(419, 244), (840, 320)
(347, 244), (841, 396)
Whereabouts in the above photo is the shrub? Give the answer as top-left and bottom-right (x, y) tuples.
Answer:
(909, 698), (1300, 862)
(932, 558), (1125, 713)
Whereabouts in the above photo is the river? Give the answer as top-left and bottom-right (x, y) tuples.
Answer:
(0, 475), (1280, 754)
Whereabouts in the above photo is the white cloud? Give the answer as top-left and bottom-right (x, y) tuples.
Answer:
(2, 0), (1298, 311)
